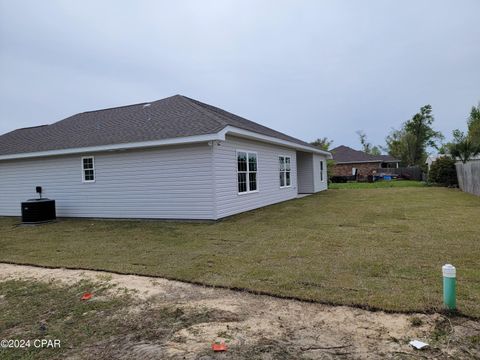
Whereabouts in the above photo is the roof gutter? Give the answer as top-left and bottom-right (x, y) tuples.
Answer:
(0, 133), (224, 161)
(334, 160), (382, 164)
(221, 126), (332, 158)
(334, 159), (400, 164)
(0, 126), (332, 161)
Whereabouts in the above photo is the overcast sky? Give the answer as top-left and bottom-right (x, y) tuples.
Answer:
(1, 1), (479, 151)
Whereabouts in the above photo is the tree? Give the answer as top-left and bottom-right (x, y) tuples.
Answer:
(403, 105), (444, 164)
(440, 103), (480, 164)
(385, 129), (405, 162)
(385, 105), (443, 166)
(356, 131), (381, 155)
(447, 130), (480, 163)
(310, 137), (333, 151)
(437, 143), (450, 155)
(467, 103), (480, 146)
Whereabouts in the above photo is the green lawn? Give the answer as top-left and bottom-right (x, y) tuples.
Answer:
(1, 187), (479, 317)
(329, 180), (426, 189)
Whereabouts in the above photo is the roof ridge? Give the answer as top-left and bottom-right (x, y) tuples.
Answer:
(332, 145), (358, 151)
(1, 94), (330, 158)
(332, 145), (400, 162)
(15, 124), (49, 131)
(80, 101), (149, 114)
(178, 95), (229, 129)
(185, 97), (235, 123)
(182, 96), (327, 152)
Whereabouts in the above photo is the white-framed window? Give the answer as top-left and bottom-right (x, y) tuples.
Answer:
(82, 156), (95, 182)
(279, 155), (291, 188)
(320, 160), (324, 182)
(237, 150), (258, 194)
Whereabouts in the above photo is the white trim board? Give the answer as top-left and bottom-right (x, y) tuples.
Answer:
(223, 126), (332, 157)
(0, 133), (223, 161)
(0, 126), (331, 161)
(334, 160), (399, 164)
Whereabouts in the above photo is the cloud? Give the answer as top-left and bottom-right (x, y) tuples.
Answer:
(1, 0), (479, 150)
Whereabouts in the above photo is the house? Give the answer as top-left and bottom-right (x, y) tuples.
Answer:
(426, 154), (444, 169)
(330, 145), (399, 177)
(0, 95), (331, 220)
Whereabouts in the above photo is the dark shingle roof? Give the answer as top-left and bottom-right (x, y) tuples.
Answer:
(331, 145), (399, 163)
(376, 154), (400, 162)
(0, 95), (322, 156)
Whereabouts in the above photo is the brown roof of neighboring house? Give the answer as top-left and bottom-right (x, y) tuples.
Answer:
(0, 95), (321, 156)
(331, 145), (399, 164)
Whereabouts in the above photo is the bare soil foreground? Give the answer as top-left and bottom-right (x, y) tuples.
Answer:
(1, 264), (478, 359)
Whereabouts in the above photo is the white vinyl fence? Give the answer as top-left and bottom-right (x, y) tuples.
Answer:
(456, 159), (480, 196)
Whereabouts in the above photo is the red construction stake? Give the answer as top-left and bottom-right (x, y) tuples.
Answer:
(211, 342), (228, 352)
(81, 293), (92, 301)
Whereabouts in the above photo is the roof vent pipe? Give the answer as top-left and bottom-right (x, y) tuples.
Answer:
(143, 103), (151, 121)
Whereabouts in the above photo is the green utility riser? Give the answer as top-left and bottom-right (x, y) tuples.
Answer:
(443, 276), (456, 310)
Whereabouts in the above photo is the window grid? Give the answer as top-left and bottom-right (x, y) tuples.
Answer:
(279, 155), (291, 188)
(82, 157), (95, 182)
(237, 151), (257, 193)
(320, 160), (324, 182)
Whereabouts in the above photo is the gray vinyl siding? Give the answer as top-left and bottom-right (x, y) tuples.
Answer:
(313, 154), (328, 192)
(296, 152), (328, 193)
(212, 135), (297, 219)
(1, 137), (327, 220)
(0, 143), (214, 219)
(297, 152), (314, 193)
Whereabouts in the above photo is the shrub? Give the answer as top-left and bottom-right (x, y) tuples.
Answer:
(428, 156), (458, 186)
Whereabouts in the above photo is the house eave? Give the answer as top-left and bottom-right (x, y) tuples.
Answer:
(222, 126), (332, 158)
(0, 133), (224, 161)
(334, 160), (380, 164)
(334, 160), (399, 164)
(0, 126), (332, 161)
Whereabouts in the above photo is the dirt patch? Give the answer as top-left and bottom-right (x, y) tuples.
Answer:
(0, 263), (478, 359)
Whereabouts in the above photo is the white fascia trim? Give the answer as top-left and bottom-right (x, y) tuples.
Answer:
(221, 126), (332, 158)
(0, 133), (224, 161)
(0, 126), (331, 161)
(334, 160), (382, 164)
(334, 160), (400, 164)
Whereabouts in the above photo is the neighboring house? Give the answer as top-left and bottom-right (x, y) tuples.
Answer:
(330, 145), (400, 177)
(426, 154), (443, 169)
(0, 95), (331, 220)
(426, 154), (480, 169)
